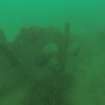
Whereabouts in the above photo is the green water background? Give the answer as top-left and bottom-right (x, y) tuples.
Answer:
(0, 0), (104, 41)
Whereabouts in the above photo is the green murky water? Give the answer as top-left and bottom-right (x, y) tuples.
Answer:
(0, 0), (105, 105)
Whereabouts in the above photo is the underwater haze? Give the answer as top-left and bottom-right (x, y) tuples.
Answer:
(0, 0), (105, 105)
(0, 0), (104, 41)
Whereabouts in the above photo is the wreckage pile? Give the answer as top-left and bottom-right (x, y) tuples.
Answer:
(0, 23), (76, 105)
